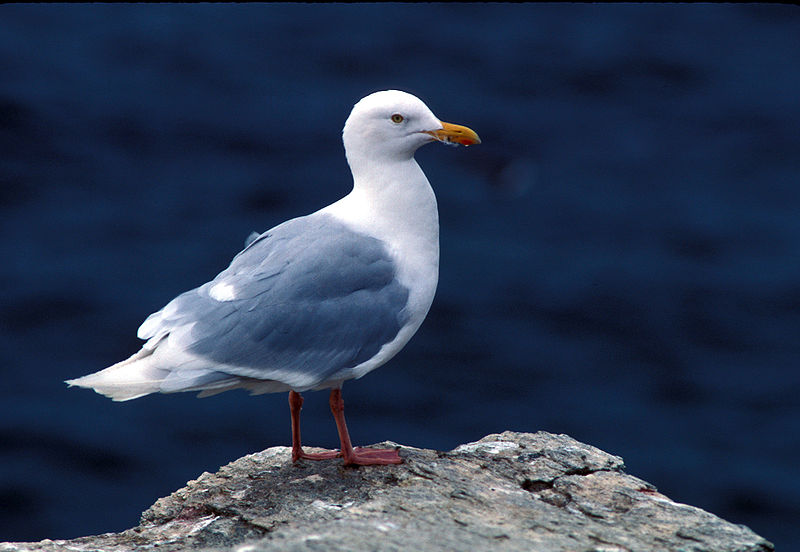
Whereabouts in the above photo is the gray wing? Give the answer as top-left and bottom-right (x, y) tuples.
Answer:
(138, 213), (410, 389)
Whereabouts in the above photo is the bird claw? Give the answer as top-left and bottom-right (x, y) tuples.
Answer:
(292, 448), (342, 462)
(344, 447), (403, 466)
(291, 446), (402, 465)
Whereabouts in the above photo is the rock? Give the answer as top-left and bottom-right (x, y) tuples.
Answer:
(0, 431), (773, 552)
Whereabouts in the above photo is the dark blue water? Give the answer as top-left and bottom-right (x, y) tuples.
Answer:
(1, 4), (798, 547)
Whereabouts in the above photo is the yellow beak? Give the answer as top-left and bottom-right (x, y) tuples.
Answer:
(425, 121), (481, 146)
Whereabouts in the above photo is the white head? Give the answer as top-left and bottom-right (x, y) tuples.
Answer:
(342, 90), (480, 166)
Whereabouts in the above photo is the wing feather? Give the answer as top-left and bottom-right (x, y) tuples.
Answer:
(138, 213), (410, 390)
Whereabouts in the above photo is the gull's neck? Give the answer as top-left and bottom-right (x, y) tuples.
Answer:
(318, 155), (440, 320)
(322, 156), (439, 253)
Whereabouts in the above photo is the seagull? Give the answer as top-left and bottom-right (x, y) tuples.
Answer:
(66, 90), (480, 466)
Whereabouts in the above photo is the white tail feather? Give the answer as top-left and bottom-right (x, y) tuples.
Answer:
(65, 348), (167, 402)
(66, 348), (294, 401)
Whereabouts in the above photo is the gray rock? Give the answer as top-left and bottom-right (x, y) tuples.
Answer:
(0, 432), (773, 552)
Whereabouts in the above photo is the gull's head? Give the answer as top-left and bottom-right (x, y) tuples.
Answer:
(342, 90), (480, 164)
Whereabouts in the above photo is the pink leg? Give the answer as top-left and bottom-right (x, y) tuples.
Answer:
(328, 388), (402, 466)
(289, 390), (340, 462)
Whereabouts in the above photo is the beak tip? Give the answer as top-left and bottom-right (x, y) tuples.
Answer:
(433, 121), (481, 147)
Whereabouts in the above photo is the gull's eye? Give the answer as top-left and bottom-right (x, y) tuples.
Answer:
(390, 113), (404, 124)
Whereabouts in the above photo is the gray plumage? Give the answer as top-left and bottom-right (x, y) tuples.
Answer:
(244, 231), (261, 248)
(69, 213), (411, 399)
(142, 213), (410, 390)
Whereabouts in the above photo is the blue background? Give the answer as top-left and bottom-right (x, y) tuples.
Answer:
(1, 4), (798, 548)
